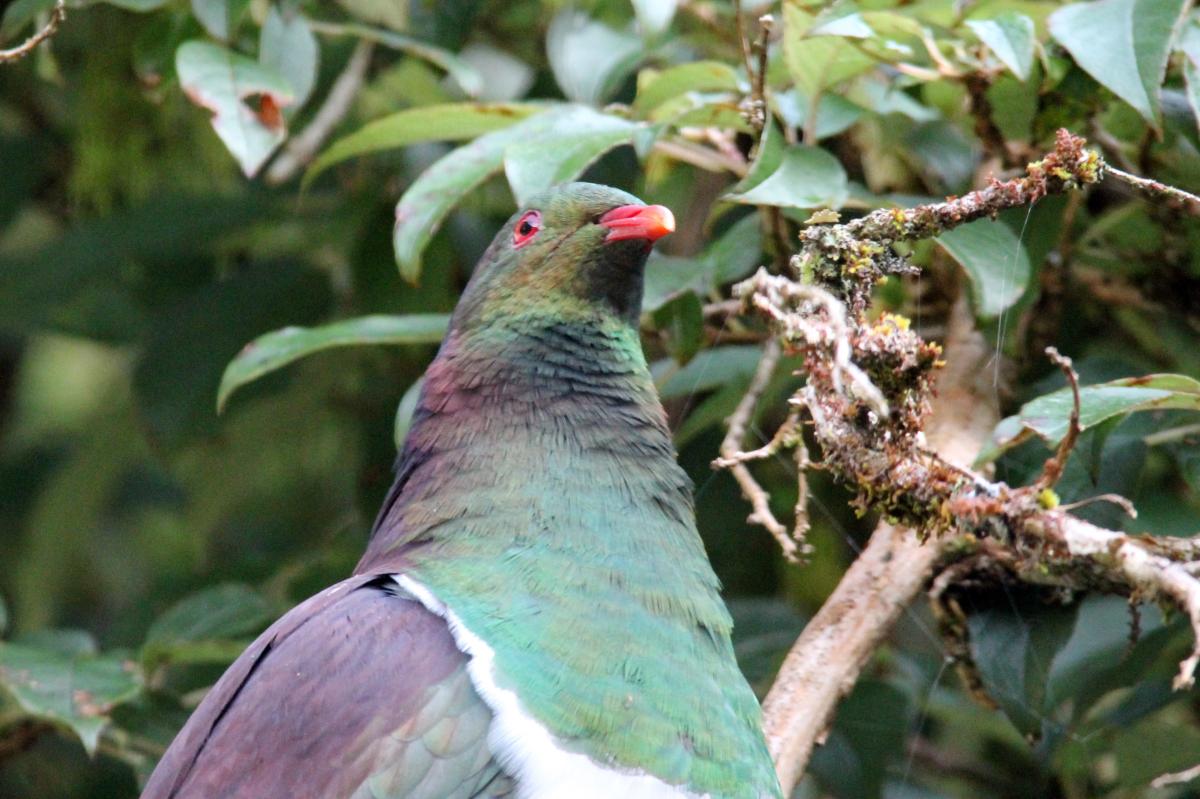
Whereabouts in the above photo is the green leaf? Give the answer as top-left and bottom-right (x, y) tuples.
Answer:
(966, 12), (1036, 81)
(218, 313), (450, 411)
(809, 680), (912, 798)
(504, 113), (638, 205)
(1115, 719), (1200, 788)
(190, 0), (249, 41)
(142, 584), (273, 668)
(1029, 375), (1200, 442)
(936, 218), (1032, 319)
(968, 597), (1079, 738)
(546, 9), (643, 104)
(393, 105), (629, 281)
(728, 118), (785, 196)
(652, 291), (704, 365)
(0, 642), (140, 755)
(311, 22), (484, 99)
(775, 88), (866, 141)
(394, 377), (425, 449)
(783, 3), (876, 99)
(655, 345), (762, 399)
(92, 0), (172, 11)
(1048, 0), (1189, 128)
(305, 102), (541, 185)
(725, 144), (849, 209)
(632, 61), (740, 116)
(642, 213), (762, 311)
(983, 374), (1200, 459)
(312, 20), (484, 97)
(260, 6), (319, 111)
(176, 40), (294, 177)
(631, 0), (678, 36)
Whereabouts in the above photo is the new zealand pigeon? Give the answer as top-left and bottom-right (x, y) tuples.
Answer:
(141, 183), (783, 799)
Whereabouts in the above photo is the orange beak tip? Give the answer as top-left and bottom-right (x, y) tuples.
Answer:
(600, 204), (675, 243)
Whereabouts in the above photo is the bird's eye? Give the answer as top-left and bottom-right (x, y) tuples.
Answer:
(512, 210), (542, 248)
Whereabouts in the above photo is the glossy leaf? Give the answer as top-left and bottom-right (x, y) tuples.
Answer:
(92, 0), (172, 8)
(142, 584), (273, 668)
(260, 6), (319, 110)
(546, 9), (643, 104)
(504, 114), (638, 205)
(218, 313), (451, 411)
(982, 374), (1200, 459)
(966, 12), (1036, 81)
(1048, 0), (1188, 127)
(728, 118), (784, 196)
(632, 61), (740, 116)
(176, 40), (294, 177)
(306, 102), (541, 185)
(0, 642), (140, 755)
(783, 3), (876, 99)
(936, 218), (1032, 319)
(725, 144), (848, 209)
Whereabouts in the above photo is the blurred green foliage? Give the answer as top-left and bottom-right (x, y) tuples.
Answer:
(1, 0), (1200, 797)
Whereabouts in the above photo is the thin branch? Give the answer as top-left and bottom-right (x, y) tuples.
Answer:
(0, 1), (65, 65)
(1058, 493), (1137, 518)
(1035, 347), (1081, 492)
(266, 40), (375, 185)
(715, 339), (804, 562)
(1152, 762), (1200, 788)
(1106, 164), (1200, 212)
(653, 138), (748, 177)
(732, 0), (753, 88)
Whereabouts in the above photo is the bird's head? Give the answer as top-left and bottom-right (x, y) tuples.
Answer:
(452, 182), (674, 330)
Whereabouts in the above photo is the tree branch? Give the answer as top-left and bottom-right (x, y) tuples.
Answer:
(0, 1), (65, 65)
(760, 296), (996, 791)
(266, 40), (375, 185)
(737, 132), (1200, 791)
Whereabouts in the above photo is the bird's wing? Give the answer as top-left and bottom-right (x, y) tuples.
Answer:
(141, 574), (512, 799)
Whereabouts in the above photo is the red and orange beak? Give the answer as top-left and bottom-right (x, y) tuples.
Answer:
(599, 204), (675, 243)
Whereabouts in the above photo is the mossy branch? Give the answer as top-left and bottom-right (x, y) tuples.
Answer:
(721, 130), (1200, 793)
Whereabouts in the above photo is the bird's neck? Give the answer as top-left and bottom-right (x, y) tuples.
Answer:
(358, 310), (690, 569)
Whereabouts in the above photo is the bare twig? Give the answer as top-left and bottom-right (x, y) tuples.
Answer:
(266, 40), (375, 185)
(1152, 762), (1200, 788)
(1058, 493), (1137, 518)
(1035, 347), (1081, 492)
(653, 138), (748, 177)
(963, 73), (1009, 165)
(732, 0), (753, 90)
(1106, 165), (1200, 212)
(0, 1), (65, 65)
(715, 340), (805, 561)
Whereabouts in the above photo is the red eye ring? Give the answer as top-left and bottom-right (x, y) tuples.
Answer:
(512, 210), (542, 248)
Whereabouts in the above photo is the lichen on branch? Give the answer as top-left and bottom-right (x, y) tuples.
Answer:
(720, 130), (1200, 792)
